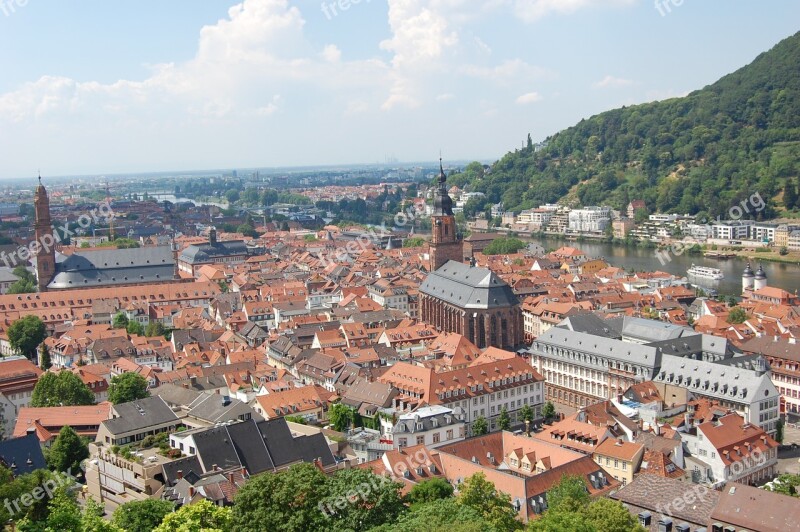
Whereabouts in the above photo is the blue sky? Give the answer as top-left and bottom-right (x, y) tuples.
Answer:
(0, 0), (798, 178)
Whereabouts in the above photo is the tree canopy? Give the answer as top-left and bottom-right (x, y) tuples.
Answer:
(46, 425), (89, 474)
(108, 372), (150, 405)
(8, 315), (46, 360)
(406, 477), (454, 505)
(31, 370), (95, 407)
(113, 499), (176, 532)
(472, 416), (488, 436)
(483, 238), (526, 256)
(154, 499), (232, 532)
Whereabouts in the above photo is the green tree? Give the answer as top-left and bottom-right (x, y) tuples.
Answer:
(112, 312), (129, 329)
(728, 306), (747, 324)
(542, 401), (556, 421)
(231, 463), (330, 532)
(145, 322), (166, 337)
(406, 477), (454, 505)
(0, 467), (64, 524)
(33, 488), (82, 532)
(112, 238), (140, 249)
(7, 278), (36, 294)
(39, 342), (52, 370)
(46, 425), (89, 474)
(765, 474), (800, 497)
(498, 406), (511, 431)
(284, 415), (307, 425)
(113, 499), (175, 532)
(584, 497), (645, 532)
(225, 189), (240, 204)
(783, 181), (798, 209)
(124, 321), (143, 336)
(13, 264), (36, 283)
(8, 266), (37, 294)
(237, 223), (257, 238)
(108, 372), (150, 405)
(546, 475), (591, 514)
(323, 468), (405, 531)
(520, 404), (534, 423)
(9, 265), (37, 294)
(8, 315), (46, 360)
(776, 419), (784, 444)
(328, 403), (358, 432)
(154, 499), (231, 532)
(633, 208), (649, 224)
(218, 279), (229, 293)
(457, 472), (521, 531)
(472, 416), (488, 436)
(31, 371), (95, 407)
(83, 497), (124, 532)
(403, 236), (427, 248)
(380, 497), (491, 532)
(483, 237), (526, 255)
(529, 508), (595, 532)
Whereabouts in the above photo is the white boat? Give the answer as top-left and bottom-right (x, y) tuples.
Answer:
(687, 264), (724, 280)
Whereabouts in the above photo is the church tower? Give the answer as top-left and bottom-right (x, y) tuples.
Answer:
(430, 159), (463, 271)
(33, 176), (56, 291)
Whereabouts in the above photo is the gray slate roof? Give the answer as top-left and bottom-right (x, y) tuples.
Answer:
(420, 260), (519, 310)
(49, 246), (175, 289)
(654, 354), (778, 404)
(103, 396), (180, 436)
(179, 240), (247, 264)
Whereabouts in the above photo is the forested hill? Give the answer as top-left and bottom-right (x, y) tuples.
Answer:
(451, 31), (800, 221)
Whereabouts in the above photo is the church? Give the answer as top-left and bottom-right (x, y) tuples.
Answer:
(419, 162), (523, 350)
(33, 178), (177, 291)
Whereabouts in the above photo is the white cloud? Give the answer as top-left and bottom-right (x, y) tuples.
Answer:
(322, 44), (342, 63)
(255, 95), (282, 116)
(515, 91), (542, 104)
(462, 59), (554, 84)
(593, 75), (636, 89)
(436, 93), (455, 101)
(514, 0), (636, 23)
(379, 0), (460, 109)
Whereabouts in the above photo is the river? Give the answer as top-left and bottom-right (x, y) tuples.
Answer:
(525, 238), (800, 297)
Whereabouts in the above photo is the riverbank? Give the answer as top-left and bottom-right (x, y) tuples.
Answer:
(722, 249), (800, 265)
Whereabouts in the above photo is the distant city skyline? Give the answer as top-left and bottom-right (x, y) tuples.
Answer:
(0, 0), (798, 179)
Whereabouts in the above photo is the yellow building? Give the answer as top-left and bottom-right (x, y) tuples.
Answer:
(593, 438), (644, 487)
(578, 258), (609, 276)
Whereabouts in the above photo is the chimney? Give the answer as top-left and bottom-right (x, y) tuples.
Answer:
(654, 423), (662, 436)
(241, 467), (249, 477)
(188, 486), (195, 498)
(177, 470), (183, 479)
(209, 228), (217, 245)
(227, 472), (234, 484)
(212, 464), (218, 472)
